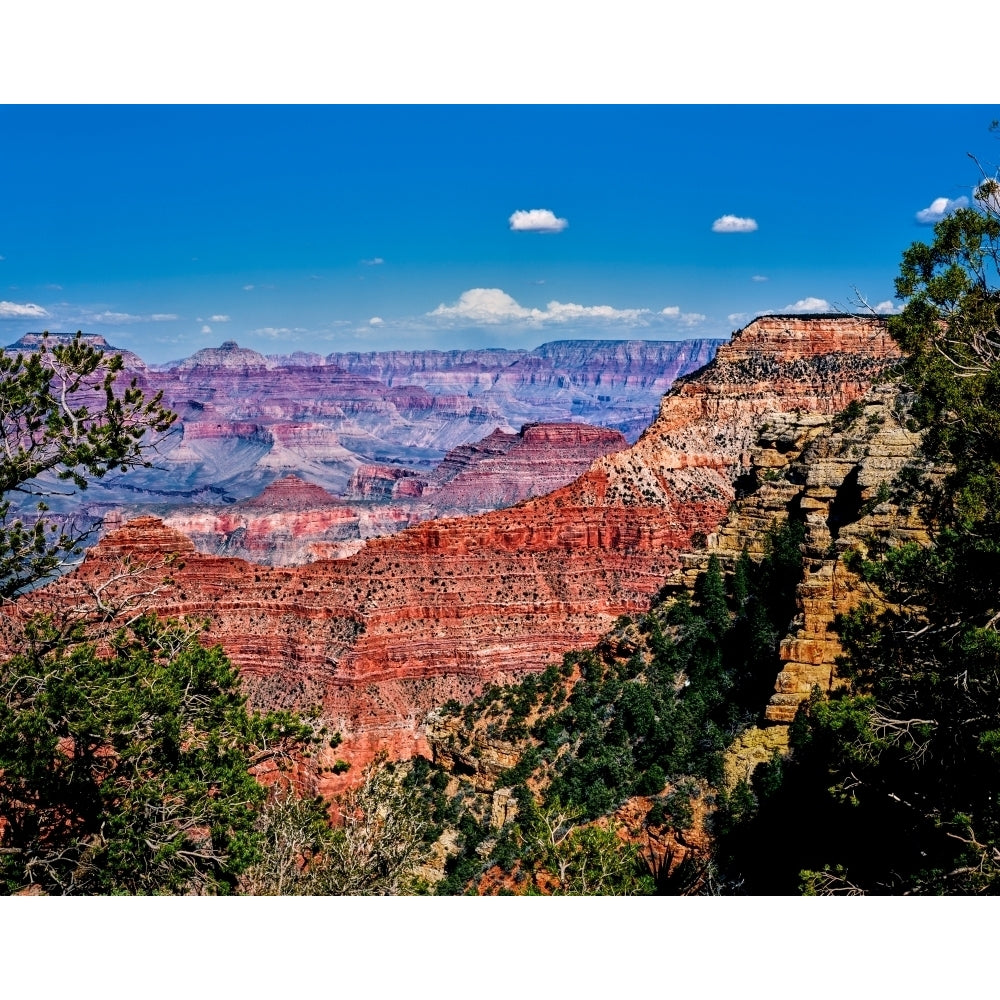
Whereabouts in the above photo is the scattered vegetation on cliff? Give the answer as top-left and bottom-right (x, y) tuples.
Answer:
(412, 518), (805, 894)
(717, 190), (1000, 894)
(0, 615), (321, 895)
(0, 335), (333, 896)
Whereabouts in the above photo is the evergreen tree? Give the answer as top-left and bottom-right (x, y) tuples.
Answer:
(734, 177), (1000, 894)
(0, 333), (174, 599)
(0, 615), (316, 895)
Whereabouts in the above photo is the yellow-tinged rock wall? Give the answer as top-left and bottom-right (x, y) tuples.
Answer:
(665, 382), (931, 725)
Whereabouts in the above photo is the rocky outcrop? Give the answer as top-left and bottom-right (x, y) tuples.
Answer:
(408, 422), (627, 515)
(54, 336), (718, 525)
(7, 332), (148, 372)
(664, 378), (929, 727)
(158, 422), (628, 564)
(33, 315), (903, 792)
(162, 475), (366, 564)
(175, 340), (270, 371)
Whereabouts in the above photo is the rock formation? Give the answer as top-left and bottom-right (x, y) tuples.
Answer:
(17, 335), (719, 530)
(344, 422), (628, 515)
(158, 422), (628, 564)
(662, 380), (928, 735)
(33, 315), (902, 794)
(162, 475), (366, 564)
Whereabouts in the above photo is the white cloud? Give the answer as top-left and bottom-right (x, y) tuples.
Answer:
(368, 316), (384, 326)
(661, 306), (706, 326)
(544, 301), (650, 323)
(0, 300), (48, 318)
(728, 312), (750, 326)
(431, 289), (539, 323)
(243, 284), (255, 291)
(428, 288), (702, 328)
(712, 215), (758, 233)
(361, 257), (384, 266)
(210, 314), (230, 322)
(45, 284), (63, 291)
(916, 195), (969, 224)
(251, 326), (307, 339)
(508, 209), (568, 233)
(778, 297), (832, 313)
(872, 300), (901, 315)
(751, 275), (768, 282)
(91, 310), (141, 323)
(151, 313), (179, 321)
(201, 325), (212, 334)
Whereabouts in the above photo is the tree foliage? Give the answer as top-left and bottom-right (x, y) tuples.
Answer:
(723, 170), (1000, 894)
(0, 333), (174, 599)
(0, 334), (331, 895)
(0, 615), (314, 895)
(240, 754), (430, 896)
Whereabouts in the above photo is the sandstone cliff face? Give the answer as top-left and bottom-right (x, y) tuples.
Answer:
(35, 316), (902, 794)
(387, 422), (628, 516)
(51, 336), (719, 536)
(661, 378), (929, 738)
(161, 475), (366, 565)
(157, 422), (628, 565)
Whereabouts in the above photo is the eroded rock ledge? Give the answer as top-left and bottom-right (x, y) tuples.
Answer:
(31, 315), (902, 794)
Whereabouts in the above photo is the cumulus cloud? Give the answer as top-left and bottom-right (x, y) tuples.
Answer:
(661, 306), (706, 326)
(508, 209), (568, 233)
(431, 289), (539, 323)
(0, 300), (48, 318)
(368, 316), (384, 326)
(251, 327), (307, 339)
(778, 297), (832, 313)
(872, 300), (901, 315)
(751, 275), (768, 282)
(431, 288), (649, 325)
(544, 301), (651, 323)
(242, 284), (254, 291)
(915, 196), (969, 225)
(728, 312), (750, 326)
(361, 257), (384, 266)
(201, 325), (212, 334)
(712, 215), (758, 233)
(91, 310), (141, 323)
(428, 288), (703, 328)
(151, 313), (179, 321)
(210, 314), (230, 322)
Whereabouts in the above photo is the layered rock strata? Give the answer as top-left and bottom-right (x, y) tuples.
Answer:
(665, 381), (928, 730)
(14, 336), (720, 532)
(161, 475), (366, 564)
(33, 315), (902, 792)
(158, 423), (628, 564)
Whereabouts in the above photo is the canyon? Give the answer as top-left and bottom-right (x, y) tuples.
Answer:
(32, 314), (903, 796)
(12, 334), (719, 501)
(7, 333), (717, 560)
(157, 423), (628, 564)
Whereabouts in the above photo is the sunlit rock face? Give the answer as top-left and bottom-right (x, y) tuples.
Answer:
(36, 316), (901, 794)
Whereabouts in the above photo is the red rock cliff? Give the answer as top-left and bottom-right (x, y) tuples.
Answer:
(39, 315), (901, 792)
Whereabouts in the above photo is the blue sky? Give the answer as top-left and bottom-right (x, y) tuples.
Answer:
(0, 105), (996, 363)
